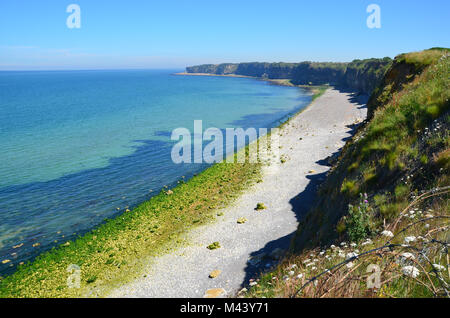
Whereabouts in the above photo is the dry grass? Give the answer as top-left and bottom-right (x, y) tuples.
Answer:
(244, 187), (449, 298)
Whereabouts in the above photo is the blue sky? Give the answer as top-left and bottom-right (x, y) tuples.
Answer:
(1, 0), (449, 70)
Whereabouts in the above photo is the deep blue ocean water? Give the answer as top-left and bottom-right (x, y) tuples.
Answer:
(0, 69), (311, 273)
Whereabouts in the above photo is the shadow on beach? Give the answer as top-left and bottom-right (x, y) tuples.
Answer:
(238, 94), (365, 290)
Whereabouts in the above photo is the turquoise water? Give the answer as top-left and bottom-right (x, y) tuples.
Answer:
(0, 70), (311, 273)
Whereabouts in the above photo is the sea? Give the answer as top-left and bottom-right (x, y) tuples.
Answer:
(0, 69), (312, 274)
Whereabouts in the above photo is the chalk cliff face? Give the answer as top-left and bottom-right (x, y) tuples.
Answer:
(186, 58), (392, 95)
(342, 58), (393, 96)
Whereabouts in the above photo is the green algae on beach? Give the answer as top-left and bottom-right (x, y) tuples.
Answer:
(0, 153), (261, 297)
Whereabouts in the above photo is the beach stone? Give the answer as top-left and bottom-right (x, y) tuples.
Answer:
(207, 241), (221, 250)
(237, 217), (248, 224)
(255, 203), (267, 211)
(203, 288), (226, 298)
(238, 288), (248, 294)
(209, 270), (221, 278)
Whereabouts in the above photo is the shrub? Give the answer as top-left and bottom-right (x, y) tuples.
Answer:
(341, 179), (359, 197)
(394, 184), (410, 200)
(345, 193), (373, 242)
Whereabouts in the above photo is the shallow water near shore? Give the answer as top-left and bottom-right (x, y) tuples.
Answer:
(0, 70), (311, 274)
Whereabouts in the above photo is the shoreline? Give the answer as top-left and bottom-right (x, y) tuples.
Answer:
(174, 71), (328, 99)
(0, 77), (322, 298)
(175, 72), (296, 87)
(0, 84), (363, 298)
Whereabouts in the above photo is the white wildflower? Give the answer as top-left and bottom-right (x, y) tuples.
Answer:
(400, 252), (415, 260)
(432, 264), (445, 271)
(249, 281), (258, 286)
(303, 259), (311, 264)
(350, 243), (357, 247)
(402, 266), (420, 278)
(346, 252), (358, 260)
(346, 262), (354, 268)
(404, 236), (416, 244)
(381, 230), (394, 238)
(296, 273), (304, 279)
(361, 239), (372, 246)
(288, 270), (295, 276)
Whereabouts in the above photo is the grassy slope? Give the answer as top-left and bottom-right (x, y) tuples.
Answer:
(245, 48), (450, 298)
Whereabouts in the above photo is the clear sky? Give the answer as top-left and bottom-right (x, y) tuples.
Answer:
(1, 0), (449, 70)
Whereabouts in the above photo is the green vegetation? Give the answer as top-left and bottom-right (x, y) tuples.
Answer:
(294, 48), (449, 248)
(0, 149), (261, 297)
(344, 194), (374, 242)
(245, 194), (449, 298)
(2, 48), (447, 299)
(310, 85), (328, 101)
(244, 48), (450, 298)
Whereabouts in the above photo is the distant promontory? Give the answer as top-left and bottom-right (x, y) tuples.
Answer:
(185, 58), (393, 95)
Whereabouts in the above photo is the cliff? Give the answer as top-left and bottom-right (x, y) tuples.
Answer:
(186, 58), (392, 95)
(245, 48), (450, 298)
(293, 48), (449, 250)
